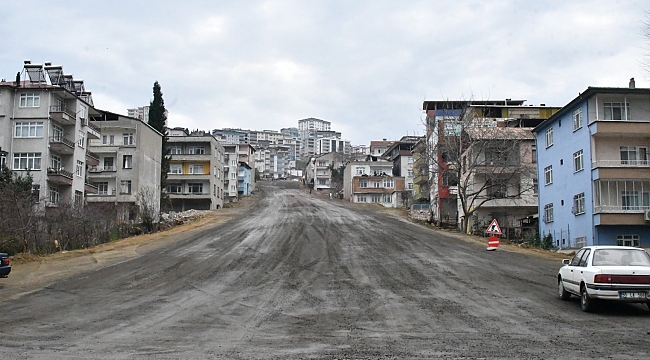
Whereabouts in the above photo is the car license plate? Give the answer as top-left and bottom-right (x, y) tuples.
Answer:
(619, 292), (647, 299)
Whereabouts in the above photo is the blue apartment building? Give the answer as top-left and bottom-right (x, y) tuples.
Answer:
(534, 81), (650, 248)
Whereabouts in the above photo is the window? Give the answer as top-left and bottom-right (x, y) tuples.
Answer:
(359, 180), (368, 188)
(120, 180), (132, 194)
(544, 165), (553, 185)
(531, 145), (537, 163)
(168, 183), (183, 193)
(578, 249), (591, 267)
(78, 130), (85, 148)
(97, 182), (109, 195)
(621, 191), (640, 210)
(19, 93), (40, 107)
(170, 146), (182, 155)
(123, 133), (134, 146)
(52, 124), (63, 141)
(570, 249), (585, 266)
(407, 183), (413, 190)
(123, 155), (132, 169)
(383, 194), (392, 203)
(169, 164), (182, 174)
(573, 150), (583, 172)
(14, 121), (44, 137)
(357, 195), (367, 202)
(102, 134), (115, 145)
(231, 173), (236, 179)
(572, 108), (583, 131)
(620, 146), (648, 166)
(75, 191), (83, 207)
(383, 179), (394, 188)
(76, 160), (83, 177)
(13, 152), (41, 170)
(231, 160), (237, 166)
(317, 161), (327, 167)
(371, 194), (381, 203)
(486, 177), (508, 199)
(188, 183), (203, 193)
(49, 186), (59, 204)
(374, 181), (380, 188)
(533, 178), (538, 195)
(616, 234), (640, 247)
(407, 169), (413, 177)
(189, 146), (205, 154)
(104, 157), (114, 170)
(575, 236), (587, 248)
(51, 155), (61, 170)
(573, 193), (585, 215)
(544, 203), (554, 223)
(603, 102), (629, 120)
(545, 128), (553, 148)
(189, 164), (204, 174)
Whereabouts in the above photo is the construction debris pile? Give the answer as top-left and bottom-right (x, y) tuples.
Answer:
(160, 209), (211, 227)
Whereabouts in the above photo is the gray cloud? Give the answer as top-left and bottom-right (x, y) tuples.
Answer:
(1, 0), (647, 144)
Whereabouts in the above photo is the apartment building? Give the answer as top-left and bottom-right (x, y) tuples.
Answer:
(166, 128), (225, 211)
(86, 110), (162, 220)
(343, 157), (404, 207)
(369, 140), (394, 157)
(384, 136), (421, 206)
(535, 82), (650, 248)
(422, 99), (559, 228)
(307, 152), (347, 192)
(223, 144), (255, 202)
(461, 126), (538, 235)
(0, 61), (102, 208)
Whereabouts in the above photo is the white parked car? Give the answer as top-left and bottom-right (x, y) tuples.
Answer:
(558, 246), (650, 312)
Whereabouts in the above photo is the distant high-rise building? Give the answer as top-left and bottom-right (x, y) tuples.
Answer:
(127, 105), (168, 127)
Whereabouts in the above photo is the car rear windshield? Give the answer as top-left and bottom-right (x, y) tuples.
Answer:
(592, 249), (650, 266)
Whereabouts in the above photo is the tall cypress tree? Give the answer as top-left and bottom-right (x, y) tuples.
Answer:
(148, 81), (170, 210)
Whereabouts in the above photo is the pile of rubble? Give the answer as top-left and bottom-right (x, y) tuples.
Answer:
(160, 209), (211, 227)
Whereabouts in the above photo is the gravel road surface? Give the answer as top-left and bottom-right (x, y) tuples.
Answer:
(0, 181), (648, 359)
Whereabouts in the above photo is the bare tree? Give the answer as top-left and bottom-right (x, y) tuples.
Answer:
(0, 166), (38, 253)
(425, 102), (537, 234)
(136, 186), (159, 232)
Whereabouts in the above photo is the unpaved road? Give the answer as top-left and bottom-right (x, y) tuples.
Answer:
(0, 182), (648, 359)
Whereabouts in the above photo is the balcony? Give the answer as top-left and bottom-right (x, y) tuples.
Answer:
(49, 105), (76, 126)
(47, 168), (73, 186)
(168, 191), (211, 199)
(593, 159), (649, 168)
(414, 173), (428, 185)
(88, 165), (116, 173)
(86, 151), (100, 167)
(49, 136), (75, 155)
(591, 120), (650, 137)
(167, 173), (211, 181)
(593, 179), (650, 214)
(84, 181), (98, 194)
(168, 153), (211, 161)
(83, 118), (100, 139)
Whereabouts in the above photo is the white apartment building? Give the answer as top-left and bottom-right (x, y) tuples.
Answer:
(0, 61), (102, 208)
(86, 110), (162, 220)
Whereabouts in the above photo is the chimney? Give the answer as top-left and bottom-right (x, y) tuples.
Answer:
(15, 72), (21, 87)
(629, 78), (635, 89)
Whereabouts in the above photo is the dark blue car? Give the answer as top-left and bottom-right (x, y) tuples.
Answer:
(0, 253), (10, 278)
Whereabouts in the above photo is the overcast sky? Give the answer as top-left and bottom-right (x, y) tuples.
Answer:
(1, 1), (648, 145)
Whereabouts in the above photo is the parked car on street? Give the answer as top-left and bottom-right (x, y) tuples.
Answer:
(0, 253), (10, 278)
(558, 246), (650, 312)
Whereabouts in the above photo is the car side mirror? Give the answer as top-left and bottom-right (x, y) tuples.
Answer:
(562, 259), (570, 265)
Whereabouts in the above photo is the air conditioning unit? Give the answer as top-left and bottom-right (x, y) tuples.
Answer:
(644, 210), (650, 222)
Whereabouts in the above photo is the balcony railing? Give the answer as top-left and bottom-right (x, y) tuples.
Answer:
(592, 159), (649, 168)
(88, 166), (116, 173)
(47, 167), (74, 186)
(49, 105), (76, 125)
(49, 136), (76, 154)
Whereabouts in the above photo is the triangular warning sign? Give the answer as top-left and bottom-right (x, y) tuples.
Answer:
(485, 219), (502, 235)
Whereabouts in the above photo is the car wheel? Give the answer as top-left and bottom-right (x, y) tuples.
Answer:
(558, 278), (571, 300)
(580, 285), (595, 312)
